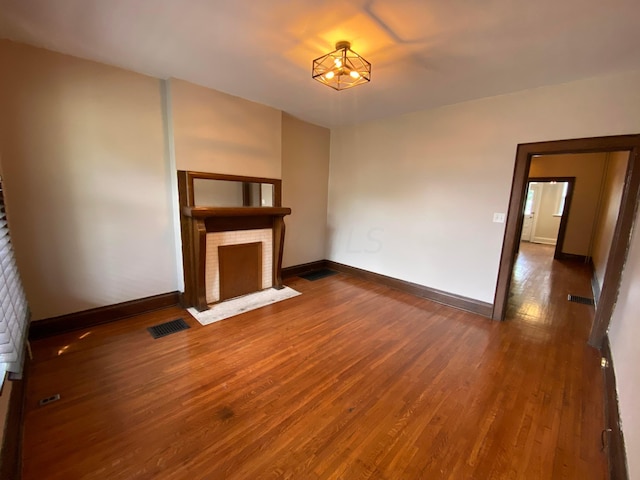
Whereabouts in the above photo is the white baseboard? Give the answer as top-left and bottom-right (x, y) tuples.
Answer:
(532, 236), (557, 246)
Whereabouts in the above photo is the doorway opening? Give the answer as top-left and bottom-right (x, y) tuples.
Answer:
(492, 134), (640, 348)
(519, 177), (574, 259)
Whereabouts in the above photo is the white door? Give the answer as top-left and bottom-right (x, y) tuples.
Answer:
(521, 183), (539, 242)
(530, 182), (566, 245)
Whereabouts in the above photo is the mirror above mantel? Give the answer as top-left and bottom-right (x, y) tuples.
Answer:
(193, 179), (275, 207)
(182, 171), (281, 208)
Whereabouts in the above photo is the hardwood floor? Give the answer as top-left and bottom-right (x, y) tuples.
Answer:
(22, 246), (607, 479)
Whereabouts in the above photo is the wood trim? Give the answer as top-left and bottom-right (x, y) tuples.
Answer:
(273, 181), (282, 209)
(272, 216), (286, 289)
(204, 216), (273, 233)
(602, 336), (629, 480)
(29, 291), (180, 340)
(556, 252), (590, 262)
(493, 143), (532, 320)
(492, 135), (640, 349)
(178, 171), (196, 305)
(326, 260), (493, 317)
(242, 182), (252, 207)
(283, 259), (493, 317)
(590, 148), (640, 346)
(193, 219), (208, 311)
(181, 171), (282, 208)
(0, 361), (27, 480)
(182, 207), (291, 218)
(282, 260), (328, 278)
(184, 170), (282, 186)
(177, 170), (195, 209)
(512, 134), (640, 154)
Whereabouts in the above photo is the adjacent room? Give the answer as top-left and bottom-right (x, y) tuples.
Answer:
(1, 1), (640, 478)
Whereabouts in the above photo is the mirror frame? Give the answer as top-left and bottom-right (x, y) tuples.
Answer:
(178, 170), (282, 208)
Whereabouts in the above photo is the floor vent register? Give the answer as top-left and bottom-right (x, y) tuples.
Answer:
(147, 318), (191, 339)
(567, 294), (595, 306)
(299, 269), (339, 281)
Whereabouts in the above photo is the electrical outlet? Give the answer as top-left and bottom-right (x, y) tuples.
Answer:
(493, 213), (506, 223)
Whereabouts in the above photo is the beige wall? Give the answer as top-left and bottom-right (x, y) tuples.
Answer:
(529, 153), (608, 255)
(608, 204), (640, 480)
(281, 114), (330, 267)
(592, 152), (629, 296)
(170, 79), (281, 179)
(328, 69), (640, 303)
(0, 40), (178, 320)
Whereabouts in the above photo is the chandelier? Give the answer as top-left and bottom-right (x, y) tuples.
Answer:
(312, 41), (371, 91)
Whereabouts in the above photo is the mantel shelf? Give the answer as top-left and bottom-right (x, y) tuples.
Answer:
(181, 206), (292, 218)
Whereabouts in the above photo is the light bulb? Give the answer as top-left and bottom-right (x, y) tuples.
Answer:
(350, 71), (360, 79)
(325, 71), (335, 79)
(334, 58), (342, 68)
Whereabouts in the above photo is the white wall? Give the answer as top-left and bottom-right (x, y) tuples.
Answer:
(170, 78), (281, 179)
(281, 114), (330, 267)
(608, 204), (640, 480)
(0, 40), (178, 320)
(592, 152), (629, 296)
(328, 69), (640, 303)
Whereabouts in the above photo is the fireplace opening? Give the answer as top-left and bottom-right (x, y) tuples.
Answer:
(218, 242), (262, 301)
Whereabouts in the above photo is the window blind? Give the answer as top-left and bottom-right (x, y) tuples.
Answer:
(0, 175), (29, 386)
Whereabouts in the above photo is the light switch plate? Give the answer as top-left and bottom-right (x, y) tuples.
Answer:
(493, 212), (506, 223)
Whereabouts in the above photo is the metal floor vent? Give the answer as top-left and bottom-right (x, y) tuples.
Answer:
(147, 318), (190, 339)
(568, 294), (595, 306)
(39, 394), (61, 407)
(299, 269), (338, 281)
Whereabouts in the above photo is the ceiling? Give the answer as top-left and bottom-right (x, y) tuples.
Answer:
(1, 0), (639, 128)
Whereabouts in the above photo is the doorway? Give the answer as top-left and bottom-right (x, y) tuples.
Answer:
(519, 177), (574, 259)
(492, 134), (640, 348)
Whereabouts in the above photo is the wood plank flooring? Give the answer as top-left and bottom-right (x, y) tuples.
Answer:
(22, 243), (607, 479)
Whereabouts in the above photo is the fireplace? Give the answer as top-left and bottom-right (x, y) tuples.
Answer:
(177, 171), (291, 311)
(206, 230), (272, 303)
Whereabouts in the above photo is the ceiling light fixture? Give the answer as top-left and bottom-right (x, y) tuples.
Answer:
(312, 41), (371, 91)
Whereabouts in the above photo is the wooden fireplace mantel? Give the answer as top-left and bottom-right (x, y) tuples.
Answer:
(181, 206), (291, 218)
(177, 171), (291, 312)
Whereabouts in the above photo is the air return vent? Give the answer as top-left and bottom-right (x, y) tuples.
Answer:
(147, 318), (190, 339)
(39, 394), (61, 406)
(299, 269), (338, 281)
(568, 294), (595, 305)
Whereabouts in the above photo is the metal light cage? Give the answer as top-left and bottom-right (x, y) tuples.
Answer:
(312, 41), (371, 91)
